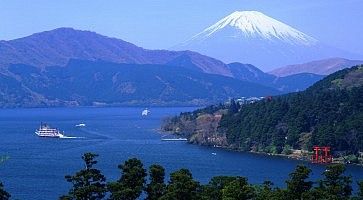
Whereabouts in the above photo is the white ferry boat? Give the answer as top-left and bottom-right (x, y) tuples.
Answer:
(35, 123), (65, 138)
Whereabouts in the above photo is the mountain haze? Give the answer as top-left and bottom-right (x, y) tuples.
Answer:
(269, 57), (363, 77)
(228, 62), (325, 92)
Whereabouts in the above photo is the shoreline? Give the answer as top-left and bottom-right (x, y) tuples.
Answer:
(189, 141), (363, 167)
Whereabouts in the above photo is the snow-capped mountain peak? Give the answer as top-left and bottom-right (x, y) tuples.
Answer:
(173, 10), (357, 71)
(190, 11), (318, 46)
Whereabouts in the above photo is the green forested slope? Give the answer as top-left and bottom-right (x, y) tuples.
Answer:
(223, 66), (363, 153)
(163, 66), (363, 155)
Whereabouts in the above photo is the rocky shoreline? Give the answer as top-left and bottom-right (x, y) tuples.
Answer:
(160, 108), (363, 167)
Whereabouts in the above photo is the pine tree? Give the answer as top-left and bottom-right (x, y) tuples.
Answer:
(108, 158), (146, 200)
(285, 165), (312, 199)
(319, 164), (352, 200)
(145, 164), (166, 200)
(160, 169), (199, 200)
(60, 152), (107, 200)
(199, 176), (239, 200)
(221, 177), (255, 200)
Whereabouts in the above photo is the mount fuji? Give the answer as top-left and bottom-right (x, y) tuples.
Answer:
(173, 11), (360, 71)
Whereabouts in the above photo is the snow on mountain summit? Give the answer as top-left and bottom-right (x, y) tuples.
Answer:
(189, 11), (318, 46)
(173, 11), (358, 71)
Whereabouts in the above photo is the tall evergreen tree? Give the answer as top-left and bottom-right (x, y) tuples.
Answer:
(221, 177), (255, 200)
(60, 153), (107, 200)
(319, 164), (352, 200)
(145, 164), (166, 200)
(160, 169), (199, 200)
(108, 158), (147, 200)
(199, 176), (237, 200)
(285, 165), (313, 199)
(255, 181), (285, 200)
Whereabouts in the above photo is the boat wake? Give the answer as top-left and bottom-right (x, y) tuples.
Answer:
(60, 136), (85, 139)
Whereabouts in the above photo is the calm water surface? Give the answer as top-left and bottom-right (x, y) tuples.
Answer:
(0, 107), (362, 200)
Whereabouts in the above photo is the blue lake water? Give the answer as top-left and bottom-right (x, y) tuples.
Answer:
(0, 107), (362, 199)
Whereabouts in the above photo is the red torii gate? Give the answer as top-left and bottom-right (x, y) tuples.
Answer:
(312, 146), (332, 163)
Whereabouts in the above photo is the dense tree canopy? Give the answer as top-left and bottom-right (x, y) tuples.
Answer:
(285, 165), (313, 199)
(108, 158), (147, 200)
(0, 152), (356, 199)
(319, 164), (352, 199)
(160, 168), (199, 200)
(221, 177), (255, 200)
(162, 66), (363, 159)
(145, 164), (166, 200)
(222, 66), (363, 154)
(55, 153), (363, 200)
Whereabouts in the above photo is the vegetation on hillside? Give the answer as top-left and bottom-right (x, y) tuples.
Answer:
(162, 66), (363, 162)
(0, 60), (280, 108)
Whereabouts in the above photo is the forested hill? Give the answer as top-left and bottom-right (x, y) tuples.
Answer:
(0, 59), (280, 108)
(162, 65), (363, 156)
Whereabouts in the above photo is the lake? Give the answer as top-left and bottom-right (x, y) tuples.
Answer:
(0, 107), (362, 199)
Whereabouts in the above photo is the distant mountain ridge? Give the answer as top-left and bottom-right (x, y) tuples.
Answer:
(173, 11), (361, 71)
(228, 62), (325, 92)
(0, 27), (232, 77)
(269, 58), (363, 77)
(0, 59), (280, 108)
(0, 27), (329, 94)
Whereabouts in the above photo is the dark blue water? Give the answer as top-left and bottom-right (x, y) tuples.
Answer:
(0, 107), (362, 200)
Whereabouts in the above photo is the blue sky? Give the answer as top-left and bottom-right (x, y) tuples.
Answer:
(1, 0), (362, 54)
